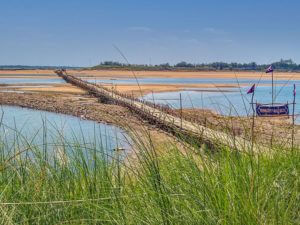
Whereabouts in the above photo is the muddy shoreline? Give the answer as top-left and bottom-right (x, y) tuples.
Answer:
(0, 92), (135, 127)
(0, 91), (185, 152)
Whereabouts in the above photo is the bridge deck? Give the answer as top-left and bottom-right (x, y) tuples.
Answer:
(55, 70), (254, 152)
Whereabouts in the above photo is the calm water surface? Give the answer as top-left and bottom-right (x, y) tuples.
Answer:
(0, 78), (65, 84)
(0, 106), (130, 158)
(143, 84), (300, 122)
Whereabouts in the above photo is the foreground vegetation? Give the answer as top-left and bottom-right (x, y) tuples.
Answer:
(0, 123), (299, 224)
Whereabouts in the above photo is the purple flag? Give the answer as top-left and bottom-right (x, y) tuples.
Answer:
(293, 84), (296, 97)
(247, 84), (255, 94)
(266, 65), (273, 73)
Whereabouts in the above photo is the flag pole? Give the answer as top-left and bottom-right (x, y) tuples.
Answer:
(250, 89), (255, 152)
(292, 84), (296, 151)
(247, 83), (256, 152)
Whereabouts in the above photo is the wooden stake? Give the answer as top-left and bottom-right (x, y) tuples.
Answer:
(180, 93), (183, 130)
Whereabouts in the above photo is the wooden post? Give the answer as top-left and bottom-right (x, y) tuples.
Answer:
(152, 91), (155, 106)
(180, 93), (183, 130)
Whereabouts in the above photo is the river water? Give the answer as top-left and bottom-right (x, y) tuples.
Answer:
(142, 84), (299, 121)
(0, 77), (65, 84)
(0, 106), (130, 160)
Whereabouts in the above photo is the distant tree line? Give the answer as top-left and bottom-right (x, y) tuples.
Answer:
(92, 59), (300, 72)
(2, 59), (299, 71)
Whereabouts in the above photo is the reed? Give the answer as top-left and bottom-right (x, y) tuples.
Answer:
(0, 112), (298, 225)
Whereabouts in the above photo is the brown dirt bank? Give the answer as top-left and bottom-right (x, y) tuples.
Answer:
(0, 92), (181, 150)
(173, 108), (300, 146)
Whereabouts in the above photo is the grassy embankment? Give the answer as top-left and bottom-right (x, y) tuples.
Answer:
(0, 116), (299, 224)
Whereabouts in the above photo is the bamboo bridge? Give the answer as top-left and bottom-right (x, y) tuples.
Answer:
(55, 69), (255, 152)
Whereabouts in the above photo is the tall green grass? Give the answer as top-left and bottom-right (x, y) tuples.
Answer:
(0, 121), (299, 224)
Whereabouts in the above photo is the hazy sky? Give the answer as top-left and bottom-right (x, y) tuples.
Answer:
(0, 0), (299, 66)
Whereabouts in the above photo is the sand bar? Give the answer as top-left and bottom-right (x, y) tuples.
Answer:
(1, 69), (300, 80)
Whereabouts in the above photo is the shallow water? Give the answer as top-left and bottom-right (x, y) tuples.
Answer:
(143, 84), (300, 122)
(0, 106), (129, 159)
(0, 78), (65, 84)
(0, 74), (53, 77)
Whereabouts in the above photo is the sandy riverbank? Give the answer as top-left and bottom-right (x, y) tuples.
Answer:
(101, 83), (244, 97)
(70, 70), (300, 80)
(10, 83), (246, 97)
(18, 84), (86, 94)
(1, 69), (300, 80)
(0, 69), (285, 97)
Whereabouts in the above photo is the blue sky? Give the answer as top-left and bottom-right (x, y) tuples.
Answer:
(0, 0), (299, 66)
